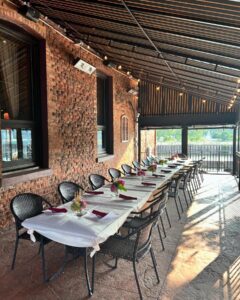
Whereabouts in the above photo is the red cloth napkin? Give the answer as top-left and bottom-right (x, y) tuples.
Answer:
(119, 194), (137, 200)
(92, 210), (107, 218)
(85, 190), (104, 195)
(161, 170), (171, 173)
(49, 207), (67, 213)
(153, 174), (165, 178)
(142, 182), (156, 186)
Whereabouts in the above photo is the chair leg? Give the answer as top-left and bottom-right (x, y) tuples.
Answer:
(183, 190), (189, 207)
(40, 238), (48, 282)
(191, 180), (196, 194)
(174, 197), (181, 219)
(114, 257), (118, 268)
(133, 260), (143, 300)
(157, 224), (165, 251)
(150, 248), (160, 283)
(160, 215), (166, 238)
(187, 186), (193, 202)
(11, 236), (19, 270)
(83, 249), (93, 296)
(165, 208), (171, 228)
(200, 171), (204, 182)
(91, 254), (96, 294)
(178, 195), (184, 212)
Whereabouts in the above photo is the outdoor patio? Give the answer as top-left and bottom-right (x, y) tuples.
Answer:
(1, 174), (239, 300)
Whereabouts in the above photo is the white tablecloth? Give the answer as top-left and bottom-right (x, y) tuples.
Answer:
(22, 163), (186, 253)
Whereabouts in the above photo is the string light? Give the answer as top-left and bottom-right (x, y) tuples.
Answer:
(118, 65), (122, 70)
(179, 92), (183, 97)
(202, 99), (206, 103)
(156, 86), (160, 91)
(137, 79), (140, 82)
(103, 55), (108, 60)
(127, 71), (131, 76)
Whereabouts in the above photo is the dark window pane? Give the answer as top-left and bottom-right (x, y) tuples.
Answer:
(97, 77), (105, 125)
(0, 34), (32, 121)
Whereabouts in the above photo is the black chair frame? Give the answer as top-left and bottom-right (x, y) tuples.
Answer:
(10, 193), (52, 282)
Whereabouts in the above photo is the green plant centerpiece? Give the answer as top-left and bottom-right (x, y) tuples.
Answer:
(71, 191), (87, 216)
(148, 164), (157, 174)
(110, 179), (127, 197)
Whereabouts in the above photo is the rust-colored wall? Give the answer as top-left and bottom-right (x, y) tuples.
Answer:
(0, 2), (138, 229)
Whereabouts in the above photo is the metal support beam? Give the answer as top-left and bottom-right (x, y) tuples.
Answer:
(182, 127), (188, 157)
(233, 127), (237, 175)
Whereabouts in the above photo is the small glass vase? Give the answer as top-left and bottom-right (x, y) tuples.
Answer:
(73, 209), (86, 217)
(114, 189), (119, 198)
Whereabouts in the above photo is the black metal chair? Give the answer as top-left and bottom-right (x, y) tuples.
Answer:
(121, 164), (134, 175)
(152, 181), (172, 242)
(98, 211), (160, 300)
(142, 158), (150, 167)
(168, 173), (185, 219)
(10, 193), (52, 282)
(179, 168), (193, 204)
(132, 161), (147, 171)
(125, 185), (170, 251)
(108, 168), (123, 182)
(89, 174), (109, 190)
(58, 181), (84, 203)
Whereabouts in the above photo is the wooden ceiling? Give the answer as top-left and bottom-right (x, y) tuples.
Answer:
(30, 0), (240, 107)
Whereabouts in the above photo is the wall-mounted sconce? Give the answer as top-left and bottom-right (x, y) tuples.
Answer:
(74, 58), (96, 75)
(103, 60), (116, 68)
(18, 4), (40, 22)
(128, 88), (138, 96)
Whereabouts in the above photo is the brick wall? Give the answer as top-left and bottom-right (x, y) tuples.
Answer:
(0, 2), (138, 229)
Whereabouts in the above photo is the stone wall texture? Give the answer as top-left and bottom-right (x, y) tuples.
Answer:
(0, 2), (138, 229)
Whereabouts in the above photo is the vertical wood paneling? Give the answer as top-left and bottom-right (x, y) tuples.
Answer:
(140, 82), (236, 116)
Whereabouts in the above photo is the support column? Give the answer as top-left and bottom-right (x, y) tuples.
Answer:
(182, 126), (188, 156)
(233, 127), (237, 175)
(138, 126), (141, 162)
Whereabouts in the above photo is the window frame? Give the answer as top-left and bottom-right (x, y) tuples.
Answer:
(121, 115), (129, 143)
(96, 71), (113, 157)
(0, 21), (48, 173)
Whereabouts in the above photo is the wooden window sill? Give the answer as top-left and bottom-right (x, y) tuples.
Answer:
(2, 168), (53, 187)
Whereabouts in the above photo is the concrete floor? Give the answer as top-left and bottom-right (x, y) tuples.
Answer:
(0, 174), (239, 300)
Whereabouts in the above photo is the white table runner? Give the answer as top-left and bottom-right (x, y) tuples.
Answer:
(22, 162), (187, 253)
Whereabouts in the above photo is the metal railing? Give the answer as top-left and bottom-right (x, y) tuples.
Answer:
(154, 143), (233, 173)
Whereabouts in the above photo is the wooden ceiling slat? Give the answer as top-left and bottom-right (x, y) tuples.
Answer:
(31, 0), (240, 109)
(40, 7), (240, 59)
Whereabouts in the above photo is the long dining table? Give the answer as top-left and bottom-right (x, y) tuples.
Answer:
(21, 160), (189, 293)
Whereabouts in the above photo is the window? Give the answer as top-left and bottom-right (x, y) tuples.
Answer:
(121, 115), (129, 142)
(0, 22), (45, 172)
(97, 72), (113, 156)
